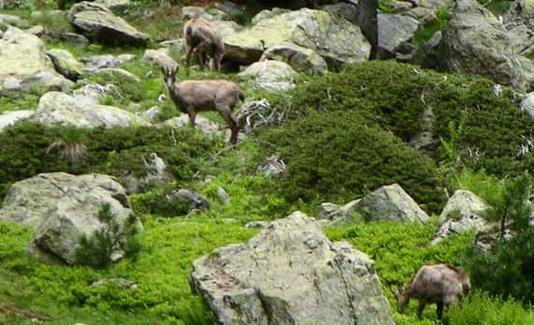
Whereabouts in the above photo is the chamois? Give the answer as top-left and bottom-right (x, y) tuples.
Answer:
(162, 65), (244, 145)
(394, 264), (470, 320)
(183, 16), (224, 71)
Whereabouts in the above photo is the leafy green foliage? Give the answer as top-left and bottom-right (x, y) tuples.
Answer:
(0, 122), (222, 200)
(270, 61), (534, 177)
(76, 204), (143, 267)
(0, 218), (255, 324)
(261, 110), (444, 212)
(448, 291), (534, 325)
(414, 6), (450, 46)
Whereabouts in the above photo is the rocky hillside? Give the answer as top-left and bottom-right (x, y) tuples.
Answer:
(0, 0), (533, 324)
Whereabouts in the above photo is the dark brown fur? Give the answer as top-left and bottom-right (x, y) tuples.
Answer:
(162, 65), (244, 145)
(395, 264), (470, 320)
(183, 16), (224, 71)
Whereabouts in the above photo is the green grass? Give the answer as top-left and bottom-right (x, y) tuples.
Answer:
(414, 6), (451, 47)
(0, 93), (40, 113)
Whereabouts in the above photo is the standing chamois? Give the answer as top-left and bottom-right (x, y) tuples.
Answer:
(162, 65), (244, 145)
(183, 16), (224, 71)
(393, 264), (470, 320)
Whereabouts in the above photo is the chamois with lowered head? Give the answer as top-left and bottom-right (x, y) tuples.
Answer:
(162, 65), (244, 145)
(393, 264), (470, 320)
(183, 16), (224, 71)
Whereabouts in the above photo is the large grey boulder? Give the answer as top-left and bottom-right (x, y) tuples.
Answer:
(190, 211), (395, 325)
(0, 110), (35, 132)
(67, 2), (148, 46)
(378, 13), (419, 59)
(1, 173), (137, 265)
(432, 190), (488, 245)
(47, 48), (83, 81)
(0, 14), (29, 30)
(237, 60), (297, 92)
(0, 27), (73, 96)
(224, 8), (371, 66)
(0, 173), (131, 230)
(33, 91), (149, 128)
(352, 184), (429, 223)
(438, 0), (527, 89)
(260, 42), (328, 75)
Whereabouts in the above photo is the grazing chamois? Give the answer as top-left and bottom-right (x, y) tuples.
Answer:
(162, 65), (244, 145)
(393, 264), (470, 320)
(183, 16), (224, 71)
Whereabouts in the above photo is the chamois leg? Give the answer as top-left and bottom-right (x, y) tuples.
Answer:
(436, 301), (444, 320)
(186, 107), (197, 129)
(416, 300), (427, 319)
(216, 101), (239, 145)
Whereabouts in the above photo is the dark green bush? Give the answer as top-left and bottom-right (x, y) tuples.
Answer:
(261, 110), (444, 212)
(272, 61), (534, 177)
(0, 122), (222, 200)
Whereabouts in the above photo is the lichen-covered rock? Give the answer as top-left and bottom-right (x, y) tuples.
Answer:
(438, 0), (527, 89)
(520, 92), (534, 118)
(352, 184), (429, 223)
(438, 190), (487, 223)
(81, 54), (125, 72)
(0, 110), (34, 132)
(47, 48), (83, 80)
(224, 8), (371, 66)
(94, 0), (131, 12)
(378, 13), (419, 58)
(260, 42), (328, 75)
(237, 60), (297, 92)
(322, 2), (359, 25)
(0, 173), (137, 264)
(251, 7), (291, 25)
(118, 153), (174, 194)
(190, 211), (395, 325)
(166, 189), (210, 213)
(0, 172), (131, 229)
(158, 114), (225, 137)
(431, 190), (488, 244)
(143, 49), (178, 71)
(33, 91), (149, 128)
(67, 2), (148, 46)
(0, 27), (73, 95)
(0, 14), (28, 30)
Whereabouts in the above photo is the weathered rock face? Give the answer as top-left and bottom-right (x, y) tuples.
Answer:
(158, 114), (225, 137)
(237, 60), (297, 92)
(353, 184), (429, 223)
(0, 173), (130, 229)
(377, 13), (419, 59)
(438, 0), (527, 89)
(323, 2), (359, 25)
(0, 110), (34, 132)
(166, 189), (210, 214)
(438, 190), (487, 223)
(0, 173), (138, 265)
(224, 8), (371, 66)
(119, 153), (174, 194)
(143, 49), (178, 71)
(520, 92), (534, 118)
(67, 2), (149, 46)
(260, 42), (328, 75)
(47, 48), (83, 81)
(94, 0), (131, 12)
(0, 14), (29, 30)
(190, 211), (395, 325)
(33, 91), (149, 128)
(0, 27), (73, 95)
(432, 190), (488, 244)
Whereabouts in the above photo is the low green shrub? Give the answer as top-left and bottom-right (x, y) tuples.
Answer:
(0, 122), (222, 200)
(448, 291), (534, 325)
(261, 110), (444, 212)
